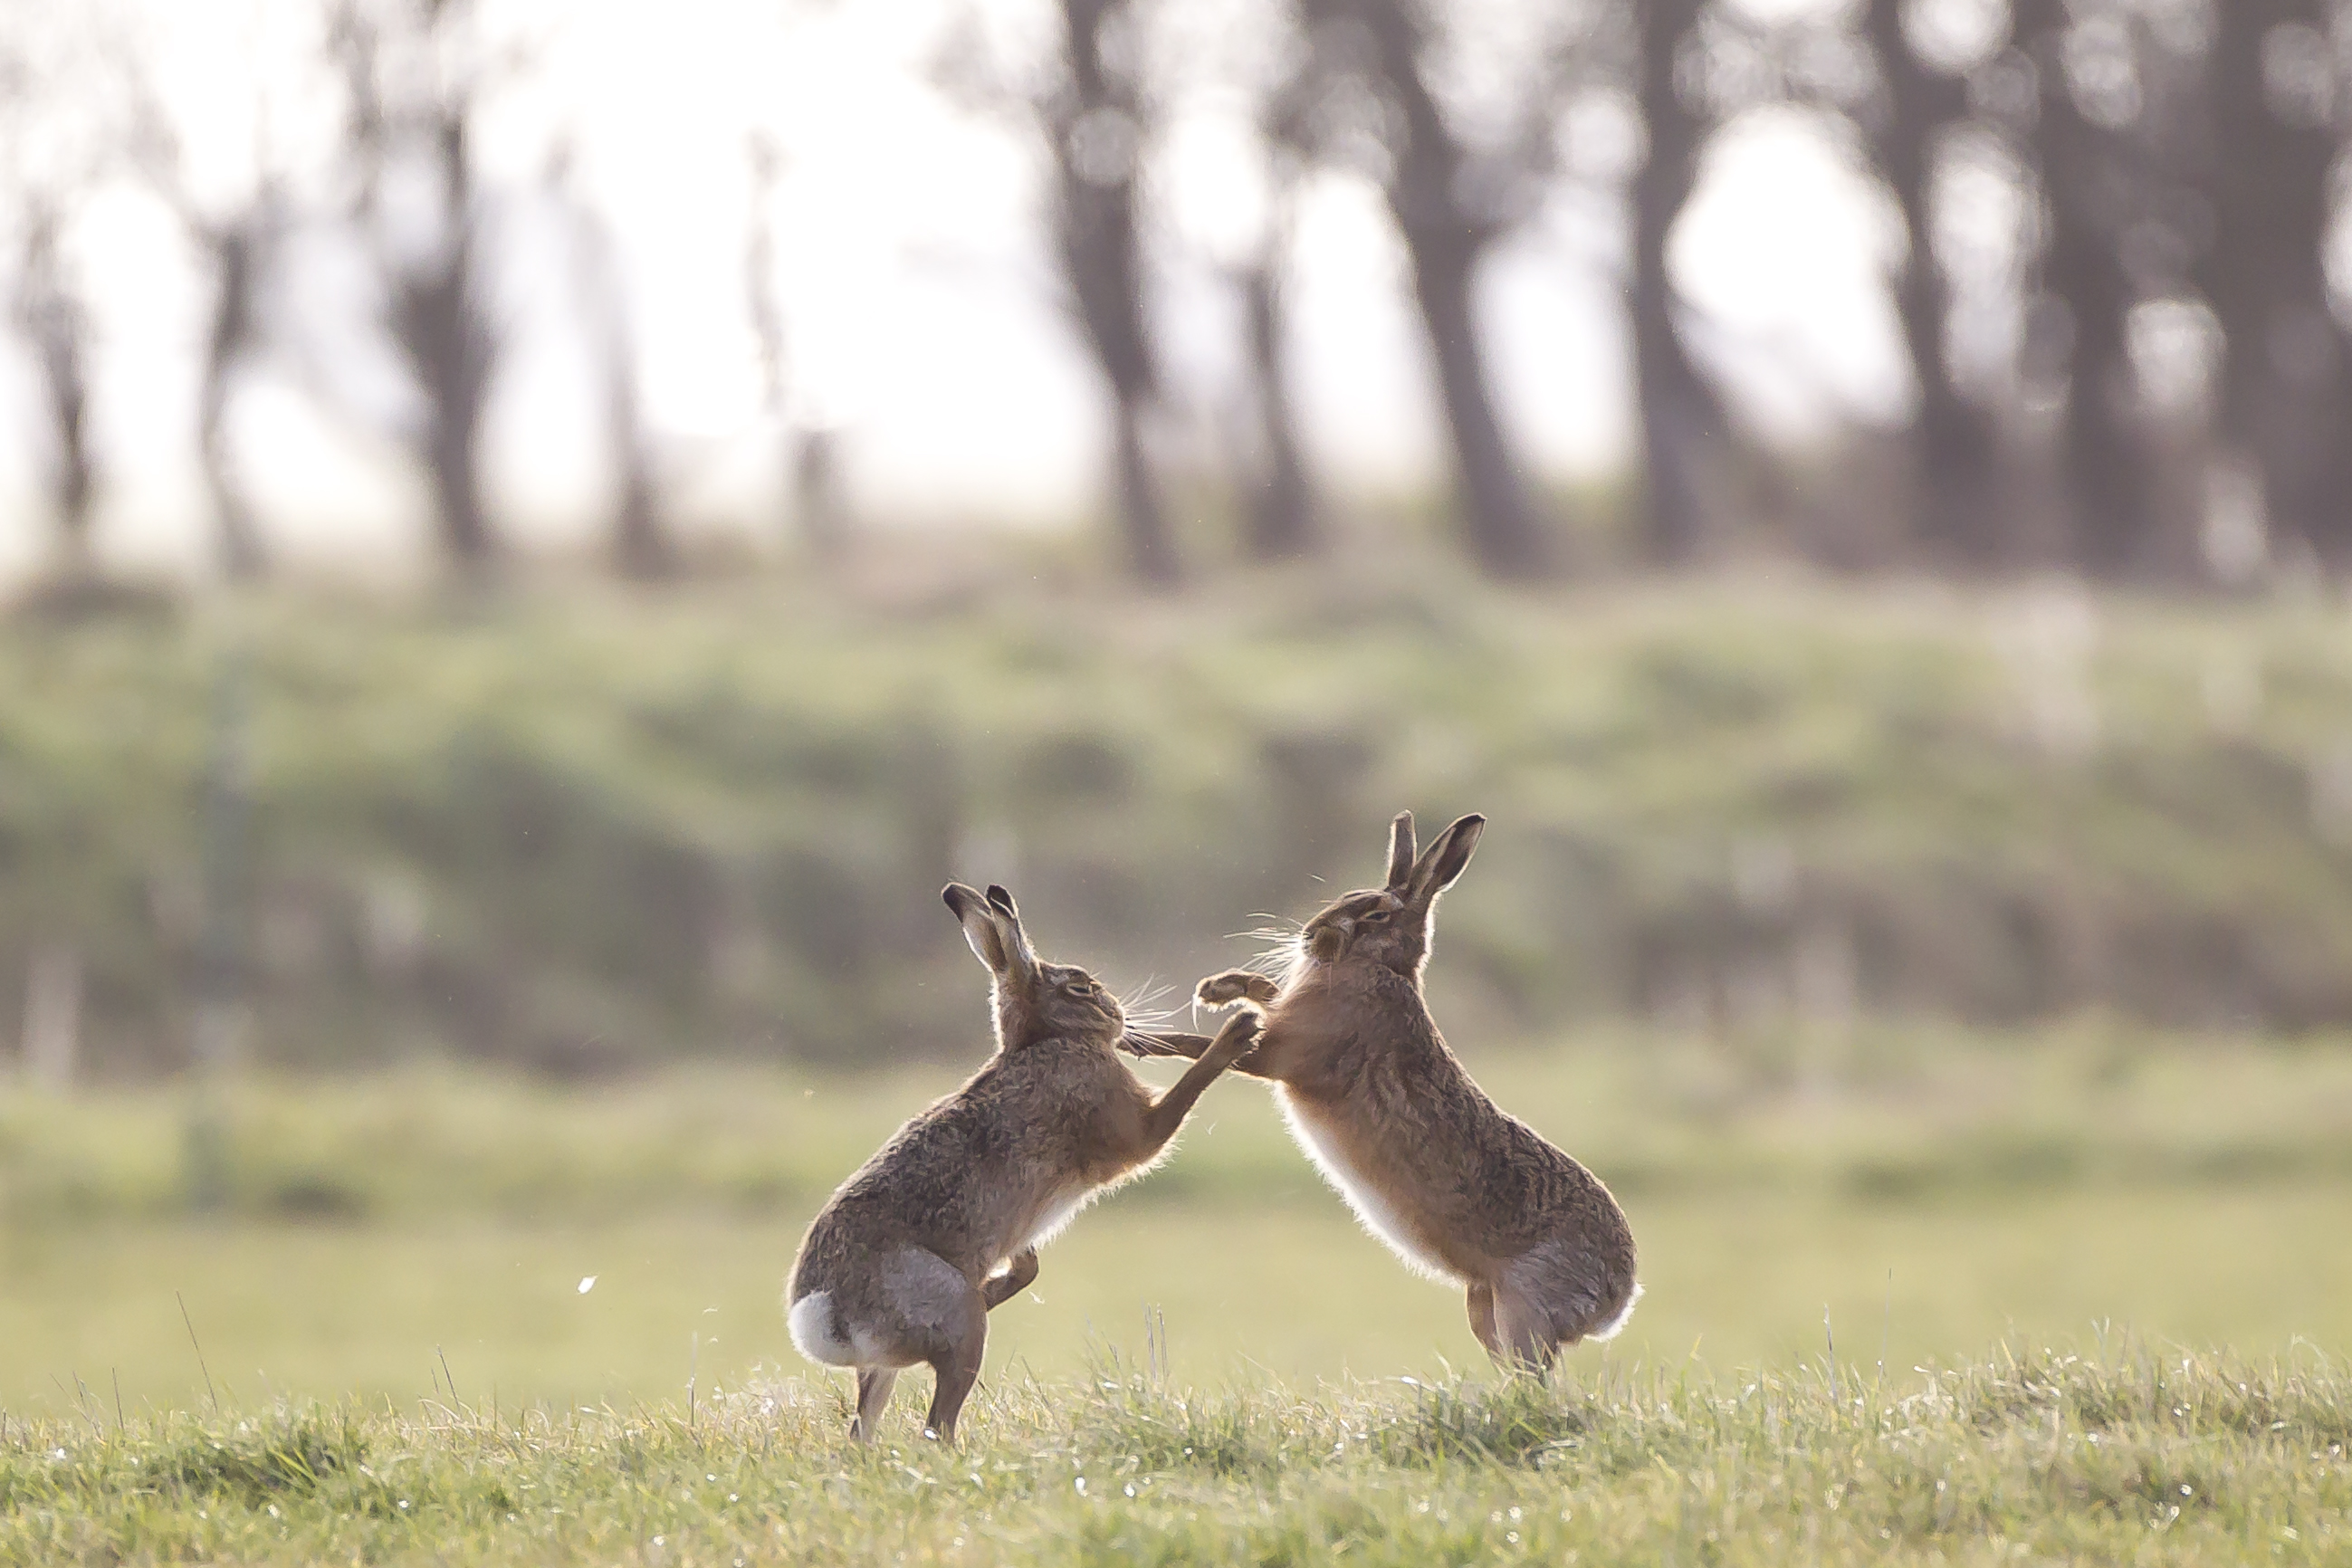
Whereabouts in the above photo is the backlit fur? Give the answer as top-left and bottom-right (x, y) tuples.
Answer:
(788, 883), (1259, 1442)
(1190, 811), (1640, 1372)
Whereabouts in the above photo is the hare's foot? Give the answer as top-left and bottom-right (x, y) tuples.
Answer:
(1196, 970), (1278, 1009)
(1487, 1285), (1564, 1377)
(850, 1367), (899, 1443)
(1465, 1283), (1502, 1362)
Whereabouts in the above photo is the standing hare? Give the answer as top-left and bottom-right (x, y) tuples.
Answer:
(789, 883), (1260, 1443)
(1132, 812), (1639, 1371)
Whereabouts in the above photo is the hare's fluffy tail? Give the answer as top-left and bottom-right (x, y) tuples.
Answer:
(789, 1292), (858, 1366)
(1588, 1281), (1643, 1343)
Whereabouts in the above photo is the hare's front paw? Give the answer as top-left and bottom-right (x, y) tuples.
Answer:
(1197, 970), (1277, 1009)
(1204, 1011), (1264, 1066)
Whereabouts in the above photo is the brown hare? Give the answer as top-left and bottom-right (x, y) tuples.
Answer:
(1132, 812), (1639, 1372)
(789, 883), (1260, 1444)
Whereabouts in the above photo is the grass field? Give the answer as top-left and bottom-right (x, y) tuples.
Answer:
(6, 1028), (2352, 1411)
(7, 1028), (2352, 1560)
(5, 1345), (2347, 1564)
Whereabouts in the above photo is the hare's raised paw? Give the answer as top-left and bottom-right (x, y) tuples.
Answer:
(1196, 970), (1278, 1009)
(1203, 1010), (1264, 1066)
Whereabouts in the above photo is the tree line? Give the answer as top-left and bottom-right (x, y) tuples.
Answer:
(4, 0), (2347, 589)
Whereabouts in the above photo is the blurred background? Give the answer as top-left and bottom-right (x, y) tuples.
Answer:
(5, 0), (2352, 1417)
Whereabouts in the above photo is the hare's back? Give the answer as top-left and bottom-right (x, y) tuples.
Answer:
(831, 1085), (1028, 1213)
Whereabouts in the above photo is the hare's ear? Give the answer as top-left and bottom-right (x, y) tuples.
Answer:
(1385, 811), (1417, 891)
(983, 883), (1039, 973)
(943, 883), (1011, 973)
(1405, 813), (1485, 904)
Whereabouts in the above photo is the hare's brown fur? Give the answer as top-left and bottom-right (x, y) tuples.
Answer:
(1139, 813), (1637, 1371)
(789, 883), (1258, 1443)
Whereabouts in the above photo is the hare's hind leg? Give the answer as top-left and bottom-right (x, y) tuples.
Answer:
(922, 1293), (990, 1443)
(850, 1368), (899, 1443)
(863, 1247), (992, 1442)
(1466, 1282), (1503, 1362)
(1488, 1286), (1563, 1375)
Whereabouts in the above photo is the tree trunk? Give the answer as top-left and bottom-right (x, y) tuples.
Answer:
(1112, 393), (1179, 585)
(2200, 0), (2352, 566)
(1054, 0), (1180, 588)
(2047, 233), (2148, 575)
(1867, 0), (2000, 560)
(1631, 0), (1729, 567)
(794, 426), (847, 560)
(198, 387), (266, 583)
(1402, 231), (1550, 578)
(17, 209), (98, 575)
(613, 449), (671, 579)
(401, 119), (500, 581)
(1238, 257), (1319, 561)
(2016, 0), (2155, 578)
(426, 397), (493, 570)
(199, 228), (268, 582)
(45, 331), (96, 574)
(585, 228), (674, 582)
(1331, 0), (1553, 578)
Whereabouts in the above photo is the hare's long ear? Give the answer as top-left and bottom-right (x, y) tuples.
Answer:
(1405, 813), (1485, 904)
(1385, 811), (1417, 891)
(983, 883), (1039, 974)
(943, 883), (1012, 973)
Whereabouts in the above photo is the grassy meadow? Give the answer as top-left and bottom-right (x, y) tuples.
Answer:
(5, 1334), (2348, 1564)
(8, 1042), (2352, 1568)
(10, 581), (2352, 1559)
(6, 1027), (2352, 1416)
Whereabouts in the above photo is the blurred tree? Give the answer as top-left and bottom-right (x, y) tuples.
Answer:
(325, 0), (525, 584)
(1863, 0), (2000, 562)
(1234, 217), (1318, 559)
(127, 99), (288, 583)
(1235, 133), (1319, 562)
(2013, 0), (2158, 575)
(1050, 0), (1181, 587)
(550, 147), (675, 580)
(1289, 0), (1559, 578)
(745, 131), (847, 562)
(934, 0), (1180, 586)
(0, 26), (106, 582)
(2197, 2), (2352, 568)
(6, 199), (98, 579)
(1630, 0), (1733, 567)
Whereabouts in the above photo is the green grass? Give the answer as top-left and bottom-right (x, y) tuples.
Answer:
(19, 576), (2352, 1072)
(5, 1030), (2351, 1414)
(5, 1345), (2348, 1564)
(7, 1032), (2352, 1560)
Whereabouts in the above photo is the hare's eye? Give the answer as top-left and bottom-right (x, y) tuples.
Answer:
(1362, 909), (1391, 923)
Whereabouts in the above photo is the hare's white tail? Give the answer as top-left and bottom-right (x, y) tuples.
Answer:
(1590, 1281), (1643, 1343)
(789, 1292), (857, 1366)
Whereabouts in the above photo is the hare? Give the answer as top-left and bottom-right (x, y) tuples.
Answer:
(788, 882), (1261, 1444)
(1131, 812), (1638, 1372)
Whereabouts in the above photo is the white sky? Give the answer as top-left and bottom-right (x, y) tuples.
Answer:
(0, 0), (1916, 579)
